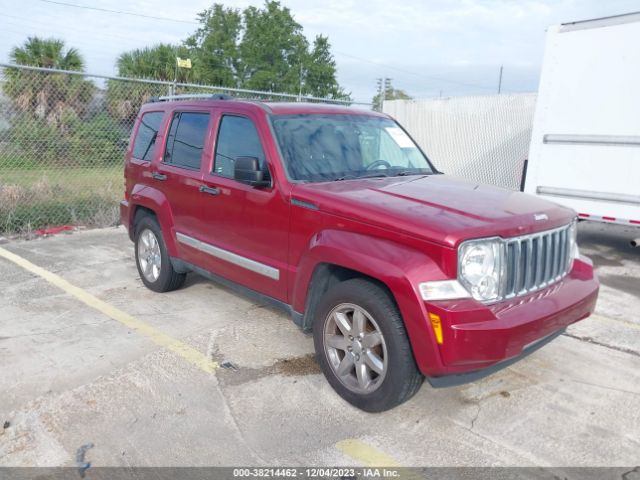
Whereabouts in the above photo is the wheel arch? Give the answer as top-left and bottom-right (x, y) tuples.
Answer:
(292, 229), (447, 374)
(128, 185), (178, 256)
(300, 263), (397, 332)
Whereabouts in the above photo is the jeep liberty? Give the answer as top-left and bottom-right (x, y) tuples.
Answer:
(121, 96), (599, 411)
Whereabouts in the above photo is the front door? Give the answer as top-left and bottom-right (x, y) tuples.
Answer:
(194, 112), (290, 302)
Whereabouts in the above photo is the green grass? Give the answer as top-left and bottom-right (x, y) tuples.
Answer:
(0, 166), (123, 233)
(0, 166), (122, 188)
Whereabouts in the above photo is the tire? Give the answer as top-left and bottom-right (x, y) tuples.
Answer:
(313, 278), (423, 412)
(134, 215), (186, 293)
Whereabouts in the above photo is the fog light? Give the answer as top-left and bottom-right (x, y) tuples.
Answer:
(428, 312), (443, 344)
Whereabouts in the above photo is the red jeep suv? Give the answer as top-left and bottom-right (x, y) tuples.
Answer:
(121, 95), (599, 411)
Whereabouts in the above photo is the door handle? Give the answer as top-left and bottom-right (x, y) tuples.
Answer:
(151, 172), (167, 181)
(199, 185), (220, 196)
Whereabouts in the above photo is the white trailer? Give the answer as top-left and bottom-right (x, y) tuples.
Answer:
(524, 11), (640, 242)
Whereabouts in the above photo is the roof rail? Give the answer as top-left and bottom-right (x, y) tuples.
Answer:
(148, 93), (234, 103)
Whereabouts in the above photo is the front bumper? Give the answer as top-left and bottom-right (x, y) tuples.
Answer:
(419, 257), (598, 378)
(426, 327), (566, 387)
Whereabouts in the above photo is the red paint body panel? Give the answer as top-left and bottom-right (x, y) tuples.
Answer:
(121, 99), (599, 379)
(422, 258), (598, 375)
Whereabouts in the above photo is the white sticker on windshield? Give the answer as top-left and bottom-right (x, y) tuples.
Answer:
(385, 127), (415, 148)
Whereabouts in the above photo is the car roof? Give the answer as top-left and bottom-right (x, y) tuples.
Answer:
(139, 98), (384, 118)
(264, 102), (385, 117)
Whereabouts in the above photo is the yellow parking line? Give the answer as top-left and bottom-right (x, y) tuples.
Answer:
(591, 313), (640, 331)
(335, 439), (401, 467)
(0, 246), (218, 374)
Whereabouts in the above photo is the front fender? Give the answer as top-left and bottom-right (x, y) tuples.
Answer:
(293, 229), (450, 374)
(130, 184), (178, 256)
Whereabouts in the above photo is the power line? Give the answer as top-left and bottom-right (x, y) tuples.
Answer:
(37, 0), (199, 25)
(0, 14), (158, 45)
(334, 50), (501, 92)
(28, 0), (514, 96)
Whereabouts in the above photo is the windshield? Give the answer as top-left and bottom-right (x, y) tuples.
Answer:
(271, 114), (435, 182)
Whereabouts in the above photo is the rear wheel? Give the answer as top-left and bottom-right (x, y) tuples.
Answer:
(134, 215), (186, 292)
(313, 278), (423, 412)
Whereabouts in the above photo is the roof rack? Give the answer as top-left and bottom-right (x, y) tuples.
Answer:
(148, 93), (234, 103)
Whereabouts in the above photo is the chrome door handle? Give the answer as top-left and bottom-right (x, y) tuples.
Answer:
(151, 172), (167, 181)
(199, 185), (220, 196)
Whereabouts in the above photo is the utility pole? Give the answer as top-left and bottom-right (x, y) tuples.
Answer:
(497, 65), (503, 94)
(298, 63), (303, 102)
(172, 47), (179, 96)
(376, 77), (392, 111)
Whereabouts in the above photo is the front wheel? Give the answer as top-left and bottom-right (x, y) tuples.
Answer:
(313, 278), (423, 412)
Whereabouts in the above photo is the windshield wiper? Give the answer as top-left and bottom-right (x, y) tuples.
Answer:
(391, 170), (433, 177)
(333, 174), (358, 181)
(356, 172), (389, 179)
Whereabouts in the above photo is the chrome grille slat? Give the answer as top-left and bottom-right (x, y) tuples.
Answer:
(553, 232), (560, 281)
(559, 229), (566, 277)
(513, 240), (521, 294)
(503, 223), (573, 299)
(544, 234), (552, 285)
(525, 238), (534, 291)
(535, 236), (543, 286)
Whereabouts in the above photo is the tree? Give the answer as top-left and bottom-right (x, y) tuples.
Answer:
(303, 35), (350, 99)
(185, 1), (349, 99)
(239, 1), (308, 92)
(372, 80), (412, 111)
(185, 4), (242, 87)
(115, 44), (192, 82)
(106, 44), (191, 123)
(1, 37), (125, 168)
(3, 37), (94, 124)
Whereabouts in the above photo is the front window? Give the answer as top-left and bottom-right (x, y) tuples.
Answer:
(271, 114), (435, 182)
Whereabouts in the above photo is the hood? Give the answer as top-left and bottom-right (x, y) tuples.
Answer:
(292, 175), (575, 247)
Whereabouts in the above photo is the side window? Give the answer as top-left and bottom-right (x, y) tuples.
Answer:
(214, 115), (266, 178)
(163, 112), (210, 170)
(132, 111), (164, 161)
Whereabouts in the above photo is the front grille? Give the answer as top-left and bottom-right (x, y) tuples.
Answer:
(504, 223), (573, 298)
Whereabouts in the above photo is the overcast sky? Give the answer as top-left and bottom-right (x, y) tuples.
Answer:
(1, 0), (639, 103)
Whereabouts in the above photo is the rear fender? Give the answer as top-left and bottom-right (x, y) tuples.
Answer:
(130, 184), (178, 256)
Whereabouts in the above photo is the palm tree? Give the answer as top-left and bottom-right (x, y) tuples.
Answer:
(116, 44), (191, 82)
(106, 44), (191, 123)
(4, 36), (94, 123)
(11, 37), (84, 70)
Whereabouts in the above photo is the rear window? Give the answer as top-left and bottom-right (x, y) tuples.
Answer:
(164, 112), (211, 170)
(132, 111), (164, 161)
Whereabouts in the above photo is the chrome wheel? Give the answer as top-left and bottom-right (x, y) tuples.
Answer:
(137, 228), (162, 282)
(323, 303), (388, 394)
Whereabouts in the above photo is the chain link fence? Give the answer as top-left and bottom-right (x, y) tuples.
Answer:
(0, 63), (366, 235)
(384, 94), (537, 191)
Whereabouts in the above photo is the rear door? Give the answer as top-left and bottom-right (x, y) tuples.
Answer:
(153, 109), (213, 264)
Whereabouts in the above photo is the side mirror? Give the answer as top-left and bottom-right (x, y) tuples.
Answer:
(234, 156), (270, 188)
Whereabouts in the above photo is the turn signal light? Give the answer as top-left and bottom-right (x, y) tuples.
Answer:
(428, 312), (443, 344)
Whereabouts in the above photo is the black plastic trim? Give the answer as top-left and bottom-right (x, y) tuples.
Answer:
(170, 257), (304, 329)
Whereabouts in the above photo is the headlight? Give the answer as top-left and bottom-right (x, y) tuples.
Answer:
(568, 219), (579, 259)
(458, 238), (504, 302)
